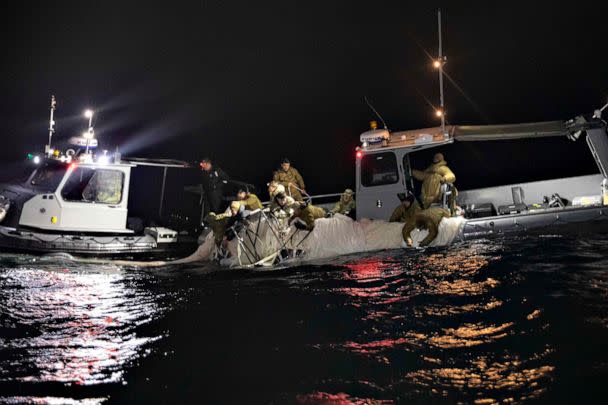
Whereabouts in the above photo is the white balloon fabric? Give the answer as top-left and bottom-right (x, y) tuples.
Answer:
(176, 213), (466, 267)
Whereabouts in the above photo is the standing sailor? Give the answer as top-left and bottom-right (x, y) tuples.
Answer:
(273, 158), (306, 202)
(200, 157), (230, 215)
(412, 152), (456, 209)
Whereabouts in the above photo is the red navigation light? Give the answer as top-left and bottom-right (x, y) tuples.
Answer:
(356, 151), (363, 159)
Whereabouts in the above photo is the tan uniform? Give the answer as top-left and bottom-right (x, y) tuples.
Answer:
(204, 212), (232, 246)
(293, 205), (326, 230)
(241, 194), (263, 210)
(273, 167), (306, 201)
(402, 207), (450, 247)
(412, 160), (456, 209)
(331, 196), (356, 215)
(389, 200), (421, 223)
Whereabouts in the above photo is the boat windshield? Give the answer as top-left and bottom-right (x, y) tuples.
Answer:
(361, 152), (399, 187)
(61, 167), (124, 205)
(28, 161), (67, 191)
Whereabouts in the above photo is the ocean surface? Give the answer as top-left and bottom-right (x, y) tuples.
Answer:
(1, 234), (607, 404)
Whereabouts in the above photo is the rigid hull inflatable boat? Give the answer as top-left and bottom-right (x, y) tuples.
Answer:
(0, 157), (197, 258)
(0, 98), (197, 259)
(354, 111), (608, 239)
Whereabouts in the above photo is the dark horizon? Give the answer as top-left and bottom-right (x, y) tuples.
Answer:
(1, 1), (607, 195)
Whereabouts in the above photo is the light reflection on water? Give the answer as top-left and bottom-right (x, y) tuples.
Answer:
(0, 262), (164, 389)
(308, 242), (559, 404)
(1, 235), (608, 404)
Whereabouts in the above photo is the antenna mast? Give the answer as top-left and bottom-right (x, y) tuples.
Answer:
(364, 96), (389, 130)
(437, 9), (446, 135)
(46, 95), (56, 153)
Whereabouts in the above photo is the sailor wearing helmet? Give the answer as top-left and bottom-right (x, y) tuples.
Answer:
(389, 191), (421, 223)
(330, 188), (356, 218)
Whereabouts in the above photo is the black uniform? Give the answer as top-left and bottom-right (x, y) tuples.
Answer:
(201, 166), (230, 214)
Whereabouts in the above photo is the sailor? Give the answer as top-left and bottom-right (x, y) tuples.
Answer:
(271, 191), (296, 217)
(267, 181), (281, 200)
(291, 201), (326, 231)
(389, 192), (421, 223)
(272, 158), (307, 202)
(401, 207), (451, 247)
(204, 201), (246, 248)
(236, 188), (263, 211)
(199, 157), (230, 215)
(330, 188), (356, 217)
(412, 152), (456, 209)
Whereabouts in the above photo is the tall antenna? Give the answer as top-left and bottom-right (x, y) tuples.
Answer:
(435, 9), (447, 135)
(83, 109), (94, 155)
(46, 95), (56, 153)
(364, 96), (389, 130)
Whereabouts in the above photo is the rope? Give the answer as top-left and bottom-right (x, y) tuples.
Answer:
(286, 184), (312, 204)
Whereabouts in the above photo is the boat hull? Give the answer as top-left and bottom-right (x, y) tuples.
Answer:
(0, 226), (198, 260)
(461, 205), (608, 240)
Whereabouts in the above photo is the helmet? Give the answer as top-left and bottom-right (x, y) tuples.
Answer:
(397, 192), (415, 204)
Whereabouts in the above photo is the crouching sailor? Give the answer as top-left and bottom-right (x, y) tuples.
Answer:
(330, 188), (356, 218)
(204, 201), (248, 250)
(402, 207), (451, 247)
(291, 201), (326, 231)
(236, 188), (263, 210)
(389, 192), (421, 223)
(271, 191), (296, 216)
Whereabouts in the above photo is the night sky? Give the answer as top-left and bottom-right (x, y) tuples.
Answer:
(1, 1), (608, 197)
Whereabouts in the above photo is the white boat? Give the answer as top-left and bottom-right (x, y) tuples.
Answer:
(0, 98), (198, 259)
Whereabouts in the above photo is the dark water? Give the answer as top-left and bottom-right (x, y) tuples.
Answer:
(1, 234), (608, 404)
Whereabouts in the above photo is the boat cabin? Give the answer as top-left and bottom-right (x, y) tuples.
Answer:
(4, 154), (191, 235)
(19, 158), (134, 233)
